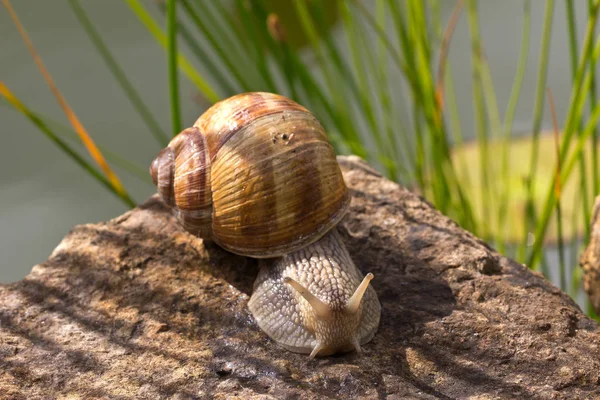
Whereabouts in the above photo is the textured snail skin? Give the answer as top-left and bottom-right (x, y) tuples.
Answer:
(248, 229), (380, 358)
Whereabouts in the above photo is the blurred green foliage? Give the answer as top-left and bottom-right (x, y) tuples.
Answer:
(4, 0), (600, 317)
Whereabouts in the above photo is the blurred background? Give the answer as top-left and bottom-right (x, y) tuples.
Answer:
(1, 1), (599, 315)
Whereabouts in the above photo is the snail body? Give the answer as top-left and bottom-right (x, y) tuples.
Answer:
(250, 229), (380, 357)
(151, 92), (380, 358)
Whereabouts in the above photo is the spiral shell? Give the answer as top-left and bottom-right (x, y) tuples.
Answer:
(151, 92), (349, 258)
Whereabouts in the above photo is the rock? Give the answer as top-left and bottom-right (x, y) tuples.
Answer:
(1, 155), (599, 399)
(580, 196), (600, 315)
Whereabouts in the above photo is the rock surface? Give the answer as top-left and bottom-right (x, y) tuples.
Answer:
(1, 156), (600, 399)
(581, 196), (600, 315)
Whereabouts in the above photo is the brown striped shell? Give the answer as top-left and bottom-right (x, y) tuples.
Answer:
(150, 92), (350, 258)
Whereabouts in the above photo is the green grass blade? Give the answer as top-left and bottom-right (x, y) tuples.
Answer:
(233, 0), (283, 93)
(351, 0), (409, 76)
(566, 0), (579, 74)
(124, 0), (219, 103)
(411, 2), (456, 211)
(565, 0), (591, 242)
(498, 0), (531, 252)
(339, 0), (396, 179)
(528, 93), (600, 268)
(433, 0), (475, 219)
(181, 0), (254, 92)
(4, 0), (133, 203)
(68, 0), (169, 146)
(518, 0), (555, 263)
(234, 1), (348, 150)
(556, 0), (599, 164)
(0, 86), (136, 207)
(155, 4), (235, 95)
(555, 199), (566, 290)
(375, 0), (412, 180)
(293, 0), (365, 157)
(167, 0), (181, 135)
(279, 46), (350, 151)
(387, 0), (426, 188)
(1, 100), (151, 183)
(350, 0), (419, 174)
(589, 0), (600, 198)
(471, 6), (504, 245)
(569, 203), (581, 299)
(467, 0), (491, 240)
(395, 2), (439, 201)
(548, 89), (566, 291)
(445, 65), (470, 186)
(383, 0), (474, 229)
(264, 14), (301, 99)
(314, 2), (383, 156)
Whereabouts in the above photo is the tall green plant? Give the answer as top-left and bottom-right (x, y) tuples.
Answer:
(4, 0), (600, 317)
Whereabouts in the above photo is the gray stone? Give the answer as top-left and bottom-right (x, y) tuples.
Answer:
(1, 156), (599, 399)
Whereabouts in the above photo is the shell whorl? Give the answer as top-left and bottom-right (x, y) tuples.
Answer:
(150, 147), (175, 207)
(151, 127), (213, 238)
(151, 92), (350, 257)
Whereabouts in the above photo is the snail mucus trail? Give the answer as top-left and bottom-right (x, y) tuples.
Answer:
(150, 92), (381, 358)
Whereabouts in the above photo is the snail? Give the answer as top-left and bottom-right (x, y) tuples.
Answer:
(150, 92), (380, 358)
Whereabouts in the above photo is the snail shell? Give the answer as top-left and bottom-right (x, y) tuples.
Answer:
(151, 92), (350, 258)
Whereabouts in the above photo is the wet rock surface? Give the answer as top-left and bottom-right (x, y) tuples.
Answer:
(1, 156), (599, 399)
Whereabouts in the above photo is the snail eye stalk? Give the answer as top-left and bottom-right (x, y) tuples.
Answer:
(284, 277), (331, 319)
(345, 273), (374, 314)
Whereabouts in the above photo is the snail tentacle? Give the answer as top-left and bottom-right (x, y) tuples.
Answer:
(351, 337), (362, 354)
(309, 343), (325, 359)
(284, 277), (331, 318)
(345, 273), (375, 314)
